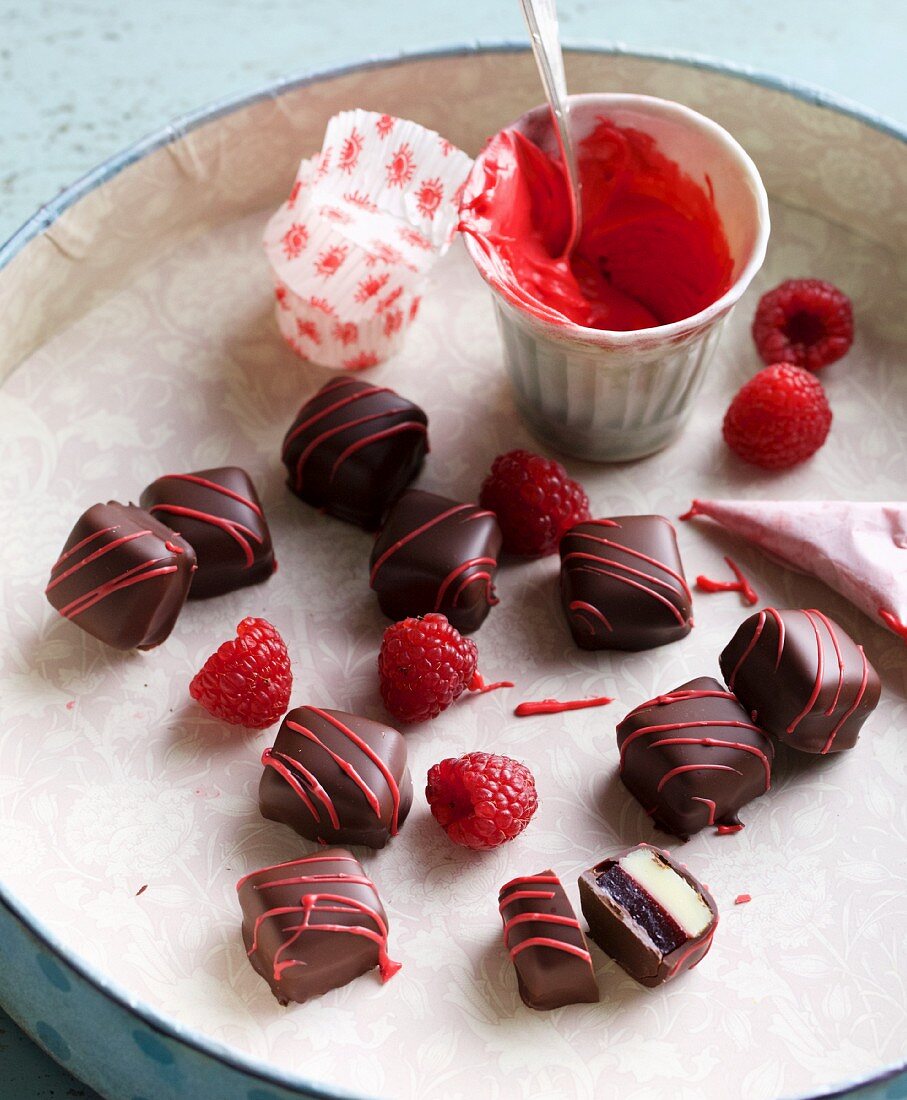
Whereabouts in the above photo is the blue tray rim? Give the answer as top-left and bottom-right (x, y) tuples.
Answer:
(1, 40), (905, 1100)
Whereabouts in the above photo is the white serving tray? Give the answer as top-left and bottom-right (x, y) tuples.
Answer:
(1, 45), (905, 1100)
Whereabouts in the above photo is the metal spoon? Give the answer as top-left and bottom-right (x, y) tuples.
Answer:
(519, 0), (583, 256)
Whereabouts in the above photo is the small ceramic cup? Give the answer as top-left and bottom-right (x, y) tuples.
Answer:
(461, 94), (770, 462)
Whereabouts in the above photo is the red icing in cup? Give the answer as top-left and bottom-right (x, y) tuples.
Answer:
(461, 120), (732, 331)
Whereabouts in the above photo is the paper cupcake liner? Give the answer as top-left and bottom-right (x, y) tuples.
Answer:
(264, 110), (472, 370)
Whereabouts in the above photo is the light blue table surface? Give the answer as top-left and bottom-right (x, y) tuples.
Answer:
(0, 2), (905, 1097)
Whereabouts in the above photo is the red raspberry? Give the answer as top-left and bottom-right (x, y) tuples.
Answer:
(425, 752), (538, 850)
(752, 278), (854, 371)
(378, 613), (478, 723)
(189, 617), (292, 728)
(479, 449), (590, 556)
(722, 363), (832, 470)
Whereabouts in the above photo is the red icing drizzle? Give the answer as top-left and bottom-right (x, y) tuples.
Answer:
(735, 894), (752, 904)
(568, 599), (612, 634)
(370, 503), (499, 611)
(879, 607), (907, 641)
(695, 556), (758, 606)
(716, 823), (744, 835)
(821, 645), (870, 754)
(160, 473), (265, 518)
(619, 718), (764, 771)
(242, 854), (400, 983)
(149, 504), (262, 567)
(46, 527), (149, 591)
(498, 876), (592, 964)
(648, 736), (771, 789)
(656, 763), (741, 793)
(567, 527), (692, 599)
(727, 607), (784, 689)
(514, 695), (613, 717)
(58, 556), (177, 619)
(690, 796), (717, 826)
(468, 672), (514, 695)
(261, 749), (342, 830)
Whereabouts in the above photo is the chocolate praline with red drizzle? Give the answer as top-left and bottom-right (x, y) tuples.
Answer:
(282, 376), (429, 529)
(578, 844), (718, 987)
(616, 675), (774, 838)
(237, 848), (400, 1005)
(719, 607), (881, 754)
(45, 501), (196, 650)
(259, 706), (413, 848)
(139, 467), (275, 599)
(369, 489), (502, 634)
(498, 870), (598, 1010)
(559, 516), (693, 651)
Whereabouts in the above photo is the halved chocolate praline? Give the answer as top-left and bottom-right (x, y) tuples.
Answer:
(498, 869), (598, 1010)
(578, 844), (718, 987)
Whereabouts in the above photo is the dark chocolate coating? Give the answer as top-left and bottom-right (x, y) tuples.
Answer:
(45, 501), (196, 650)
(259, 706), (413, 848)
(578, 844), (718, 988)
(282, 376), (428, 529)
(237, 848), (399, 1005)
(498, 870), (598, 1010)
(719, 607), (881, 754)
(559, 516), (693, 651)
(369, 489), (502, 634)
(139, 467), (275, 599)
(616, 676), (774, 838)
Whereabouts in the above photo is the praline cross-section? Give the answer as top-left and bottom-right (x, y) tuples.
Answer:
(45, 501), (196, 650)
(559, 516), (693, 650)
(139, 466), (275, 598)
(616, 675), (774, 837)
(719, 607), (881, 754)
(578, 844), (718, 987)
(498, 869), (598, 1010)
(282, 376), (429, 529)
(369, 489), (502, 634)
(237, 848), (401, 1005)
(259, 706), (413, 848)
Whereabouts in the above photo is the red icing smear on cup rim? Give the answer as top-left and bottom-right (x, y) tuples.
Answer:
(460, 119), (732, 332)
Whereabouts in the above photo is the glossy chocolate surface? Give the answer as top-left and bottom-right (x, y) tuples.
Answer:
(719, 607), (881, 754)
(45, 501), (196, 650)
(237, 848), (400, 1005)
(282, 376), (429, 529)
(498, 870), (598, 1010)
(559, 516), (693, 651)
(616, 676), (774, 838)
(369, 489), (502, 634)
(139, 466), (275, 599)
(578, 844), (718, 988)
(259, 706), (413, 848)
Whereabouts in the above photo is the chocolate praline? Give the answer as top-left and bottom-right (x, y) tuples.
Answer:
(282, 376), (429, 529)
(237, 848), (400, 1005)
(45, 501), (196, 650)
(616, 675), (774, 838)
(139, 467), (275, 599)
(369, 489), (502, 634)
(559, 516), (693, 651)
(498, 870), (598, 1010)
(578, 844), (718, 987)
(719, 607), (881, 754)
(259, 706), (413, 848)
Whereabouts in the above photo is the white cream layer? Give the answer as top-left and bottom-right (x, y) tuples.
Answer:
(620, 848), (712, 936)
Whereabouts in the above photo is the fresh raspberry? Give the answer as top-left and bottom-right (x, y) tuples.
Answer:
(479, 449), (590, 556)
(378, 613), (478, 723)
(752, 278), (854, 371)
(189, 617), (292, 728)
(722, 363), (832, 470)
(425, 752), (538, 850)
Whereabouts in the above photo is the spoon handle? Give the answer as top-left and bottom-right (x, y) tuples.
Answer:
(519, 0), (583, 254)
